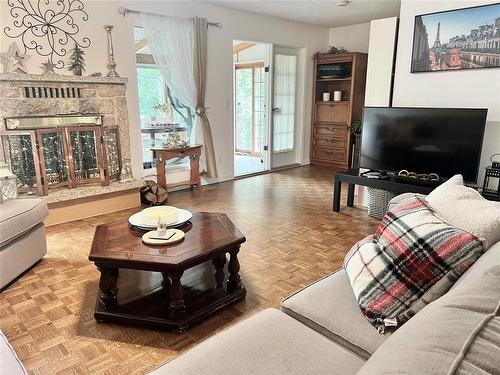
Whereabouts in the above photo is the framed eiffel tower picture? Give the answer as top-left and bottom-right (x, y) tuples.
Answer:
(411, 3), (500, 73)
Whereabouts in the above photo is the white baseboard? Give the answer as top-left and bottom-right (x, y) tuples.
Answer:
(201, 173), (234, 186)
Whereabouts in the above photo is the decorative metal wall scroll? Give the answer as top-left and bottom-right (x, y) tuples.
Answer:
(3, 0), (91, 70)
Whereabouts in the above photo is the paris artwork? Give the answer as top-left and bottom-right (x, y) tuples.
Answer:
(411, 3), (500, 72)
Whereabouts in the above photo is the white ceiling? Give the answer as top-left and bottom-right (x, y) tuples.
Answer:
(201, 0), (401, 28)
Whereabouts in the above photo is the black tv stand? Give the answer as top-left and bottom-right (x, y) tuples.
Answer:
(333, 168), (438, 212)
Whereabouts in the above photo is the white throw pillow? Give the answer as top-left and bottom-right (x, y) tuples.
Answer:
(426, 175), (500, 249)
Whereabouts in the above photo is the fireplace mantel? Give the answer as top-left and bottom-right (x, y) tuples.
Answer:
(0, 73), (127, 85)
(0, 72), (130, 161)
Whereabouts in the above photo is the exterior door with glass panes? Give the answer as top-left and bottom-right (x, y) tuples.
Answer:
(234, 62), (268, 175)
(271, 46), (300, 169)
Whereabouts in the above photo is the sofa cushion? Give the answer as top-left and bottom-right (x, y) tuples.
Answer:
(426, 174), (500, 249)
(358, 263), (500, 375)
(150, 309), (366, 375)
(281, 270), (387, 359)
(0, 199), (48, 247)
(453, 240), (500, 290)
(0, 330), (27, 375)
(344, 195), (485, 332)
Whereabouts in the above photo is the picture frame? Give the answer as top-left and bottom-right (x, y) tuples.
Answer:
(411, 3), (500, 73)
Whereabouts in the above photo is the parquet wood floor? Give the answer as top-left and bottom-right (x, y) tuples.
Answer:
(0, 165), (379, 374)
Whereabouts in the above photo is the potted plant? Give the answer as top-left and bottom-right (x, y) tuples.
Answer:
(349, 120), (362, 136)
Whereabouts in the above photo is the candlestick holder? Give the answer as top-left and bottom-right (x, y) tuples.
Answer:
(104, 25), (119, 77)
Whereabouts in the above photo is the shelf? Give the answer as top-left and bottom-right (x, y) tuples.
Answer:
(316, 78), (351, 82)
(314, 122), (348, 126)
(315, 101), (349, 104)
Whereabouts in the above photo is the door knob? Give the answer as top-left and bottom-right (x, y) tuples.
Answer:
(272, 107), (280, 112)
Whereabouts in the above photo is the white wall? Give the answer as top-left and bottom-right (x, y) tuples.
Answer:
(328, 22), (371, 53)
(364, 17), (398, 107)
(0, 0), (329, 182)
(393, 0), (500, 184)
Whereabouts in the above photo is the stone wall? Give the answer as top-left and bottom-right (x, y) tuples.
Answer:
(0, 73), (131, 164)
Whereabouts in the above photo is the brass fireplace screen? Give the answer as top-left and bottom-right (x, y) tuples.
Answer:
(0, 115), (121, 195)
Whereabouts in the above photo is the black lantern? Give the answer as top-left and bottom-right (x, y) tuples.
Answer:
(482, 154), (500, 199)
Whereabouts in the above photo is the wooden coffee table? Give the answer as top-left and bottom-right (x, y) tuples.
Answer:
(88, 212), (246, 332)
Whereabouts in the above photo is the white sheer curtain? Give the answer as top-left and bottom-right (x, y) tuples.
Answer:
(140, 12), (206, 171)
(273, 53), (297, 152)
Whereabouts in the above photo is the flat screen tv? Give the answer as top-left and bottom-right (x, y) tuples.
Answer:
(360, 107), (487, 182)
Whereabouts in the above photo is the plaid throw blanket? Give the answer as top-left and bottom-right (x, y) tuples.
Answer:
(344, 196), (485, 333)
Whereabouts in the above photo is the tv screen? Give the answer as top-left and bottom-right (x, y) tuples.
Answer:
(360, 107), (487, 182)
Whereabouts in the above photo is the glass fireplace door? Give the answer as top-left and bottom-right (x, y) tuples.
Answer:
(1, 119), (119, 196)
(36, 129), (71, 194)
(67, 126), (106, 186)
(0, 131), (43, 195)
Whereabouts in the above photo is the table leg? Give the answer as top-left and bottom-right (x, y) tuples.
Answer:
(333, 177), (342, 212)
(212, 255), (226, 288)
(189, 154), (201, 191)
(162, 272), (171, 290)
(156, 156), (167, 191)
(347, 183), (355, 208)
(96, 264), (118, 310)
(227, 247), (241, 291)
(169, 270), (185, 317)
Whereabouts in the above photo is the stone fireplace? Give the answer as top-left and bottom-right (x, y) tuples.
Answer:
(0, 73), (133, 197)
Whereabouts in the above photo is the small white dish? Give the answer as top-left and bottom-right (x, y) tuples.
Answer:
(142, 229), (185, 245)
(129, 208), (192, 230)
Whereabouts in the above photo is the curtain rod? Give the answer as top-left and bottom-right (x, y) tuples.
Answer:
(118, 6), (222, 28)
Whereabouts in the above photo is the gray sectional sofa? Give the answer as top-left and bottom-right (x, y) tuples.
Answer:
(0, 198), (47, 374)
(151, 210), (500, 374)
(0, 198), (48, 290)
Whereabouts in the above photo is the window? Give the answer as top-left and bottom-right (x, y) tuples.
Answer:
(134, 27), (194, 169)
(273, 54), (297, 153)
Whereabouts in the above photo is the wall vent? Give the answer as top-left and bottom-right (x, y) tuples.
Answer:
(23, 86), (82, 99)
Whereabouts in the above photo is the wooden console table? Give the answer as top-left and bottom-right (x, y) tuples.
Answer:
(151, 145), (202, 194)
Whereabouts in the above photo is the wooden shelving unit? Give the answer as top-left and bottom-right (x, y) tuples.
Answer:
(310, 53), (368, 169)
